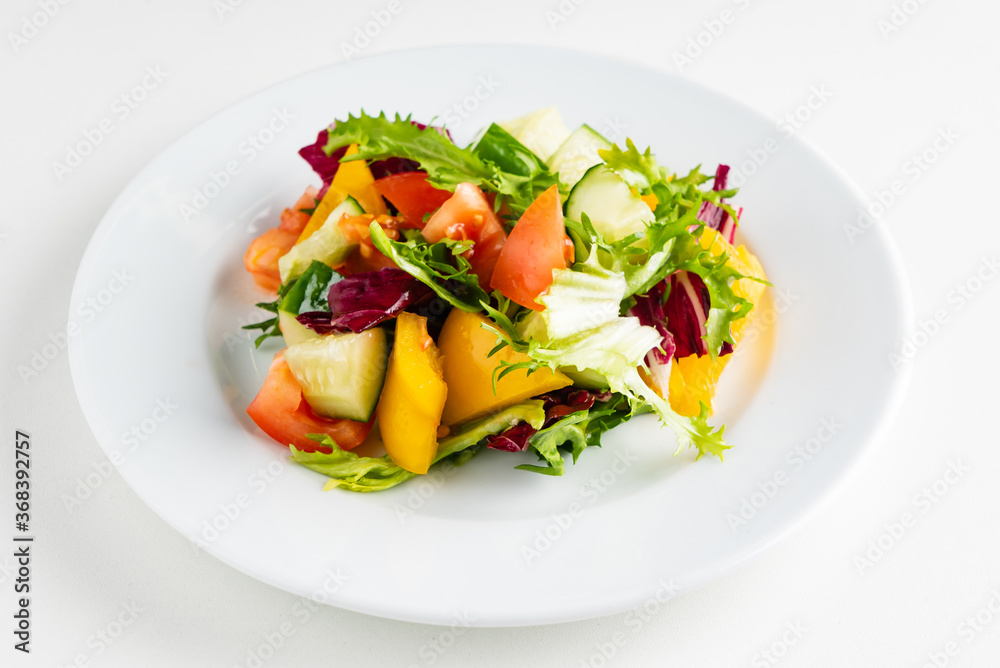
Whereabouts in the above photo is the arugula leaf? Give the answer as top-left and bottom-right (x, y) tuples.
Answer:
(292, 401), (547, 492)
(243, 279), (298, 347)
(368, 223), (489, 312)
(324, 112), (490, 191)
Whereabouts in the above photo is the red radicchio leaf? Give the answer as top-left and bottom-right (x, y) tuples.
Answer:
(296, 268), (432, 334)
(696, 164), (737, 244)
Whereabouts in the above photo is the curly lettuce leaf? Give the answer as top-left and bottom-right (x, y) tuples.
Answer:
(324, 112), (489, 190)
(291, 401), (547, 492)
(324, 112), (556, 216)
(368, 223), (489, 312)
(517, 394), (632, 475)
(531, 250), (731, 461)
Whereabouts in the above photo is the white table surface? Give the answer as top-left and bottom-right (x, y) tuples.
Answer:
(2, 0), (999, 665)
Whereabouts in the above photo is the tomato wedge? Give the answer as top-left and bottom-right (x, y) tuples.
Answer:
(422, 183), (507, 289)
(244, 187), (318, 291)
(374, 172), (452, 227)
(489, 185), (568, 311)
(246, 353), (373, 452)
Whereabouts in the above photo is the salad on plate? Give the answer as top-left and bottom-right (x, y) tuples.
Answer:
(242, 107), (768, 491)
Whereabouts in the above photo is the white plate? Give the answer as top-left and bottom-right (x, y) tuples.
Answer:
(69, 45), (911, 626)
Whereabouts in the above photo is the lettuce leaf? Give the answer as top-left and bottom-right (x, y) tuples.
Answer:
(368, 223), (489, 312)
(291, 401), (547, 492)
(530, 249), (731, 461)
(324, 112), (555, 216)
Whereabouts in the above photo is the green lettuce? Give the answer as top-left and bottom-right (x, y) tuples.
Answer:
(292, 401), (547, 492)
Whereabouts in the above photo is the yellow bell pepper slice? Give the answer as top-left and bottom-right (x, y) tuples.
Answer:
(376, 312), (447, 474)
(331, 144), (387, 216)
(438, 309), (572, 426)
(667, 228), (767, 416)
(296, 186), (347, 243)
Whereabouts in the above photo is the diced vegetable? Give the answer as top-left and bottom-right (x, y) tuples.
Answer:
(565, 165), (654, 242)
(490, 185), (570, 310)
(422, 183), (507, 288)
(437, 309), (571, 426)
(376, 313), (447, 474)
(278, 197), (364, 283)
(499, 106), (570, 160)
(246, 353), (373, 451)
(547, 125), (612, 188)
(283, 328), (389, 422)
(329, 144), (387, 215)
(373, 172), (452, 226)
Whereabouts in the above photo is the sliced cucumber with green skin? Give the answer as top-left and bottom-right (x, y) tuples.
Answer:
(547, 125), (612, 188)
(565, 165), (654, 242)
(499, 106), (570, 161)
(278, 310), (319, 346)
(283, 328), (388, 422)
(278, 196), (364, 283)
(560, 366), (610, 390)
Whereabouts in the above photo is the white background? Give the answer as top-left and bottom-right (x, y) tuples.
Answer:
(2, 0), (999, 666)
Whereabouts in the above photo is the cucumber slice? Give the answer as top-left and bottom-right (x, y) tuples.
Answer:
(277, 310), (319, 346)
(283, 328), (388, 422)
(560, 366), (610, 390)
(565, 165), (654, 242)
(278, 196), (364, 283)
(547, 125), (612, 188)
(498, 106), (570, 161)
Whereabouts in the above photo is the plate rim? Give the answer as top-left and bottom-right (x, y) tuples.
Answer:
(68, 43), (914, 627)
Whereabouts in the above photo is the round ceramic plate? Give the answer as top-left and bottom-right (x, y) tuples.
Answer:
(69, 45), (911, 626)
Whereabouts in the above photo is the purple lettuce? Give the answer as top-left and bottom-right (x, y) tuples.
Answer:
(297, 268), (432, 334)
(696, 164), (737, 244)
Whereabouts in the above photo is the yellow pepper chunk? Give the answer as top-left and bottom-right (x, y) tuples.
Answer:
(438, 309), (572, 426)
(297, 186), (347, 243)
(667, 228), (767, 416)
(331, 144), (387, 216)
(376, 312), (447, 474)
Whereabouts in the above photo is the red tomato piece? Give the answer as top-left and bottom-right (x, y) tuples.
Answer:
(246, 353), (373, 452)
(422, 183), (507, 289)
(373, 172), (452, 227)
(489, 185), (568, 311)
